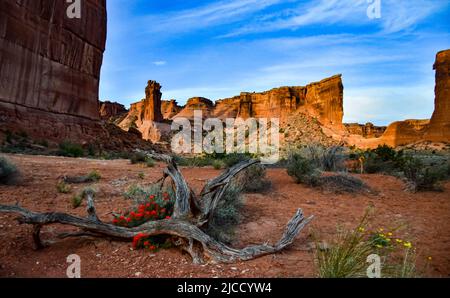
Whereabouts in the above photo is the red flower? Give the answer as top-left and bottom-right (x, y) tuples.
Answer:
(113, 219), (118, 224)
(165, 216), (171, 220)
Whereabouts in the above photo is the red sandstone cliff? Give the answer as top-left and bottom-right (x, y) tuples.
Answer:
(99, 101), (128, 120)
(0, 0), (106, 143)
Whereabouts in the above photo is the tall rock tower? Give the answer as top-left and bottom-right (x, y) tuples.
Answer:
(143, 80), (164, 122)
(425, 49), (450, 142)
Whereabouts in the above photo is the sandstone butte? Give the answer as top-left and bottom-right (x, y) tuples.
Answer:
(0, 0), (157, 151)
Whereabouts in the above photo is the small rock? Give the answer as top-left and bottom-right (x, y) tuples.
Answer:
(134, 272), (142, 277)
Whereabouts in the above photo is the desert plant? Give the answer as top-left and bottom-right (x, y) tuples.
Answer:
(319, 173), (368, 194)
(0, 156), (20, 185)
(212, 159), (224, 170)
(238, 164), (272, 193)
(204, 182), (243, 244)
(58, 141), (84, 157)
(130, 152), (147, 164)
(87, 170), (101, 182)
(222, 153), (253, 168)
(287, 153), (321, 186)
(138, 172), (145, 179)
(56, 181), (71, 194)
(315, 214), (373, 278)
(146, 158), (156, 168)
(124, 183), (175, 207)
(402, 157), (446, 192)
(71, 195), (83, 209)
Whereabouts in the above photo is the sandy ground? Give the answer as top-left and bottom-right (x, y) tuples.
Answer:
(0, 154), (449, 278)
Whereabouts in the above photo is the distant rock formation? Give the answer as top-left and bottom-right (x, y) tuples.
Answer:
(173, 97), (215, 120)
(99, 101), (128, 120)
(346, 49), (450, 148)
(345, 123), (386, 138)
(161, 100), (182, 120)
(210, 75), (344, 130)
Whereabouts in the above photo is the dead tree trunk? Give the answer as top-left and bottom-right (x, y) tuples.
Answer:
(0, 151), (313, 264)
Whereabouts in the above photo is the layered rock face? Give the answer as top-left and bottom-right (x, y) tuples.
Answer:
(161, 100), (181, 120)
(0, 0), (106, 142)
(425, 50), (450, 142)
(99, 101), (128, 120)
(173, 97), (215, 120)
(211, 75), (344, 129)
(345, 123), (386, 138)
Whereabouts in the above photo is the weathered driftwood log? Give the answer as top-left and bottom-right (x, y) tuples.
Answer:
(0, 151), (313, 264)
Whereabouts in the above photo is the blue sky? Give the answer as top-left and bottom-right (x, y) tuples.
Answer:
(99, 0), (450, 126)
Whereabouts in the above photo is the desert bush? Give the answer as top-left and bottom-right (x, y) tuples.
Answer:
(58, 141), (84, 157)
(319, 173), (368, 194)
(130, 152), (147, 164)
(238, 164), (272, 193)
(286, 153), (321, 186)
(212, 159), (224, 170)
(87, 170), (101, 182)
(360, 145), (406, 174)
(173, 155), (214, 167)
(222, 153), (253, 168)
(124, 183), (175, 207)
(71, 195), (83, 209)
(0, 156), (20, 185)
(204, 182), (243, 244)
(146, 158), (155, 168)
(315, 213), (420, 278)
(56, 181), (71, 194)
(402, 157), (447, 192)
(296, 145), (346, 172)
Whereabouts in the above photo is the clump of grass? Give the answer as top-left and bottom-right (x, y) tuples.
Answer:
(0, 156), (20, 185)
(56, 181), (71, 194)
(212, 160), (224, 170)
(87, 170), (101, 182)
(58, 141), (84, 158)
(315, 214), (373, 278)
(146, 158), (155, 168)
(138, 172), (145, 180)
(204, 182), (243, 244)
(71, 195), (83, 209)
(238, 164), (272, 193)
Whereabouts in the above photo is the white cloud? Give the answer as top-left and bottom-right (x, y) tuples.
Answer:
(152, 61), (167, 66)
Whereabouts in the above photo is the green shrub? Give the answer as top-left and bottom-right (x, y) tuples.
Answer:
(361, 145), (406, 174)
(212, 160), (224, 170)
(56, 181), (71, 194)
(130, 152), (147, 164)
(238, 164), (272, 193)
(204, 182), (243, 244)
(402, 157), (447, 192)
(87, 170), (101, 182)
(146, 158), (156, 168)
(124, 183), (175, 206)
(58, 141), (84, 157)
(0, 156), (20, 185)
(300, 145), (346, 172)
(286, 153), (321, 186)
(222, 153), (252, 168)
(138, 172), (145, 179)
(71, 195), (83, 208)
(319, 173), (368, 194)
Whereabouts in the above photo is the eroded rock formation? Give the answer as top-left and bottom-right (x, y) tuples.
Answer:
(99, 101), (128, 120)
(161, 100), (181, 120)
(346, 49), (450, 148)
(345, 123), (386, 138)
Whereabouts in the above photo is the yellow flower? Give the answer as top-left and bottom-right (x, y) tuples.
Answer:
(376, 244), (383, 248)
(404, 242), (412, 249)
(378, 228), (384, 232)
(358, 227), (365, 233)
(387, 232), (393, 236)
(396, 239), (403, 243)
(386, 238), (391, 242)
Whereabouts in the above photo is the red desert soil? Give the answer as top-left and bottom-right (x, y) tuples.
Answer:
(0, 154), (449, 278)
